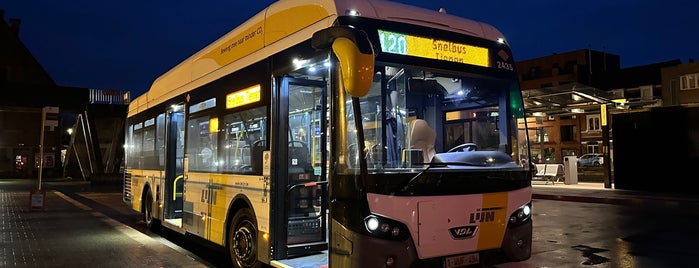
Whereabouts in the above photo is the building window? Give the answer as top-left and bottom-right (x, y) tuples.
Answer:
(562, 149), (577, 157)
(562, 60), (576, 74)
(560, 125), (576, 141)
(530, 148), (556, 164)
(542, 147), (556, 163)
(586, 114), (601, 132)
(529, 66), (542, 79)
(586, 142), (600, 154)
(680, 73), (699, 90)
(535, 127), (549, 142)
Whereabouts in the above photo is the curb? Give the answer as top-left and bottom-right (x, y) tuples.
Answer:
(533, 193), (699, 210)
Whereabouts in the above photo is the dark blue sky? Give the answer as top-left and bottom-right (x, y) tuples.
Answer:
(5, 0), (698, 98)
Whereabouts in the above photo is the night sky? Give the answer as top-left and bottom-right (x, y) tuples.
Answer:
(4, 0), (698, 98)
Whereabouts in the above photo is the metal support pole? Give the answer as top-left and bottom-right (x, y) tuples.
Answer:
(601, 104), (612, 188)
(38, 107), (46, 190)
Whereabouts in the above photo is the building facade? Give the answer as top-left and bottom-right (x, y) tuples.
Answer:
(661, 60), (699, 107)
(515, 49), (688, 182)
(1, 10), (126, 179)
(516, 49), (621, 170)
(1, 10), (77, 177)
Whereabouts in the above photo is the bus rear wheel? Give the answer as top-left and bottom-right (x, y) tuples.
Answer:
(143, 190), (158, 230)
(229, 208), (260, 268)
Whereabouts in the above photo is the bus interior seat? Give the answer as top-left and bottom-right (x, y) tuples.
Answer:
(409, 119), (436, 163)
(288, 140), (311, 178)
(250, 140), (266, 175)
(402, 148), (424, 167)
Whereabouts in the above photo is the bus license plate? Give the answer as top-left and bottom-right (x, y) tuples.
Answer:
(444, 253), (479, 268)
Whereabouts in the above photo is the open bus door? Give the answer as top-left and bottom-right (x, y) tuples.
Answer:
(164, 107), (185, 226)
(275, 77), (329, 259)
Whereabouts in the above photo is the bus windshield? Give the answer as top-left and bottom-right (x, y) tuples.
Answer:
(343, 65), (528, 190)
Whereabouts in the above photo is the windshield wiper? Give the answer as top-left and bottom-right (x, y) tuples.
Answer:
(400, 161), (483, 192)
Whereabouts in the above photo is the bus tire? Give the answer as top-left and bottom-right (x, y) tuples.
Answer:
(228, 208), (260, 268)
(143, 189), (158, 230)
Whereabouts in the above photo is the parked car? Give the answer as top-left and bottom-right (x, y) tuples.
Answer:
(577, 153), (604, 167)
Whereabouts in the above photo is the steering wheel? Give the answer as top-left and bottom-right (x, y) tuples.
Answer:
(448, 143), (478, 152)
(253, 139), (266, 147)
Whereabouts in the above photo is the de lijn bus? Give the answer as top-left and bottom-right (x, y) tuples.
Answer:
(123, 0), (534, 267)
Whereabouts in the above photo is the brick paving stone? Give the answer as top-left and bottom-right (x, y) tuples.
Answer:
(0, 179), (210, 268)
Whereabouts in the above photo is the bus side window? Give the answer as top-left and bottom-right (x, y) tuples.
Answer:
(222, 106), (267, 174)
(186, 116), (218, 172)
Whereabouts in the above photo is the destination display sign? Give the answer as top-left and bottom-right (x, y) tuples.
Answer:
(377, 29), (489, 67)
(226, 84), (261, 109)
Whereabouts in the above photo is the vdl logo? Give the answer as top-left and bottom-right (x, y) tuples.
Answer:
(449, 225), (478, 239)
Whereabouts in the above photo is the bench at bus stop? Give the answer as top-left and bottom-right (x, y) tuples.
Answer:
(533, 164), (564, 184)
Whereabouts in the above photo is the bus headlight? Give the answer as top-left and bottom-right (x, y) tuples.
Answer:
(507, 202), (532, 228)
(366, 216), (380, 231)
(364, 215), (409, 241)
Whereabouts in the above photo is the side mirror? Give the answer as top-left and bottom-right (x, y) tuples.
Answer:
(312, 26), (374, 98)
(331, 37), (374, 97)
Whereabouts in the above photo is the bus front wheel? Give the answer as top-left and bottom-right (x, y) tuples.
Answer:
(229, 208), (260, 268)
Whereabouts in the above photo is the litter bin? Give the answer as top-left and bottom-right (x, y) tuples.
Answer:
(563, 156), (578, 184)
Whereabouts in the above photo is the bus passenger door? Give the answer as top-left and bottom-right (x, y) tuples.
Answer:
(164, 107), (185, 226)
(279, 77), (328, 258)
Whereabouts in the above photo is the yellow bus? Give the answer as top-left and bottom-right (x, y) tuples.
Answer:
(123, 0), (534, 267)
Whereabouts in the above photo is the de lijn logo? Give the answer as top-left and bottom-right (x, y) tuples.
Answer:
(449, 207), (500, 239)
